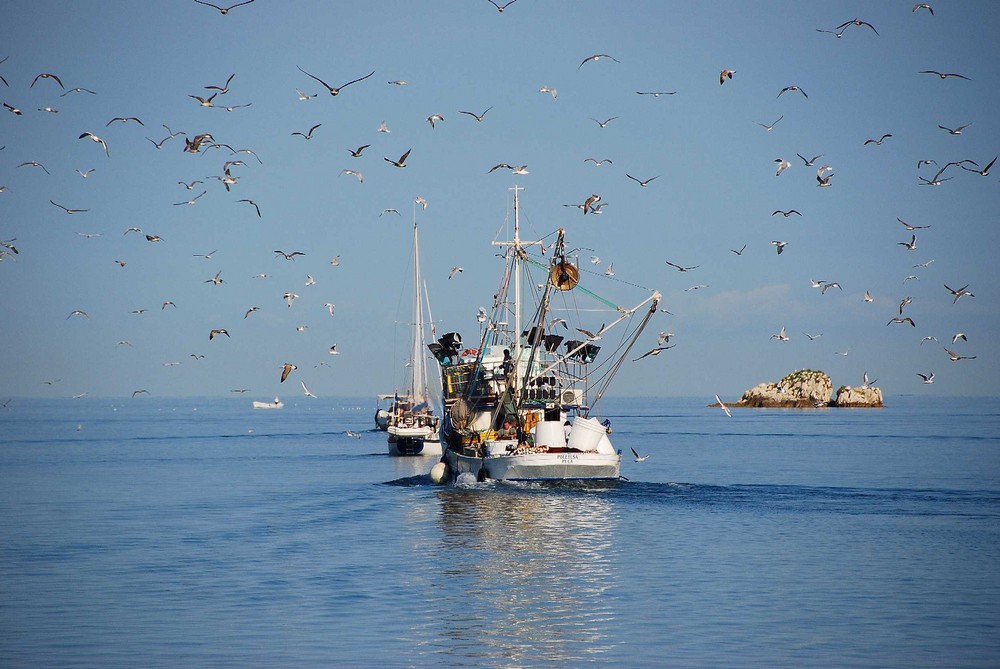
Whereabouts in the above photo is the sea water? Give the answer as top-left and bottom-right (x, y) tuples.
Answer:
(1, 396), (997, 668)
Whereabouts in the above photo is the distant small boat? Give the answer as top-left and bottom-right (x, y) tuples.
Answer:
(252, 397), (283, 409)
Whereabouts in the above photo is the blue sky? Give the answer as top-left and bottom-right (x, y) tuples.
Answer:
(1, 0), (997, 400)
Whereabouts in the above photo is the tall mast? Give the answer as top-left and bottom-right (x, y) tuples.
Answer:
(411, 213), (425, 404)
(512, 185), (522, 383)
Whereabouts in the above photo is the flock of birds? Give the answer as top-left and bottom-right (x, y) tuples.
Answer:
(0, 1), (991, 408)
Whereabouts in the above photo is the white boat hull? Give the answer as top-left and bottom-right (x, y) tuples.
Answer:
(252, 400), (283, 409)
(443, 442), (620, 481)
(388, 426), (442, 456)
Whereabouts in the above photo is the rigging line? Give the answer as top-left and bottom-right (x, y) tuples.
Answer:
(578, 265), (657, 293)
(591, 293), (660, 413)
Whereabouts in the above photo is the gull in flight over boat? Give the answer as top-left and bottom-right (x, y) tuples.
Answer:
(274, 250), (305, 261)
(328, 344), (339, 355)
(714, 394), (732, 418)
(238, 199), (261, 217)
(899, 296), (912, 314)
(324, 303), (336, 316)
(636, 91), (676, 97)
(173, 190), (207, 206)
(898, 218), (930, 230)
(296, 89), (316, 100)
(797, 153), (823, 166)
(938, 123), (971, 135)
(630, 447), (650, 462)
(377, 120), (390, 133)
(864, 290), (874, 303)
(771, 240), (787, 254)
(296, 66), (375, 96)
(802, 332), (823, 341)
(31, 72), (64, 88)
(426, 113), (444, 128)
(380, 208), (400, 217)
(821, 281), (841, 294)
(459, 106), (494, 122)
(449, 266), (463, 279)
(578, 53), (620, 70)
(77, 168), (95, 178)
(961, 155), (997, 177)
(300, 381), (317, 398)
(280, 363), (297, 383)
(193, 249), (217, 259)
(772, 209), (801, 217)
(584, 157), (612, 166)
(209, 328), (229, 340)
(591, 116), (619, 128)
(920, 70), (968, 80)
(193, 0), (257, 14)
(244, 306), (259, 318)
(539, 86), (557, 99)
(836, 18), (880, 35)
(283, 292), (299, 307)
(348, 144), (370, 157)
(720, 69), (735, 84)
(132, 389), (150, 397)
(79, 132), (110, 157)
(730, 244), (746, 255)
(487, 0), (518, 11)
(951, 333), (968, 344)
(384, 148), (411, 167)
(67, 310), (90, 319)
(292, 123), (321, 140)
(341, 169), (363, 183)
(944, 348), (975, 361)
(898, 235), (917, 251)
(865, 134), (892, 146)
(632, 345), (674, 362)
(917, 372), (935, 384)
(920, 336), (938, 346)
(863, 372), (878, 388)
(887, 317), (916, 327)
(305, 275), (316, 287)
(775, 158), (791, 176)
(770, 326), (789, 342)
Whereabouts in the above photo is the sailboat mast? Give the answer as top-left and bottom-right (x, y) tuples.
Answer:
(411, 217), (425, 403)
(512, 186), (522, 393)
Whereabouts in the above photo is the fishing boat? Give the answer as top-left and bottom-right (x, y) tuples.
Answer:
(252, 396), (283, 410)
(430, 187), (660, 482)
(386, 217), (442, 456)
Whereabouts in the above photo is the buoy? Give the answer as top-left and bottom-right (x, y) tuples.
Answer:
(429, 461), (449, 484)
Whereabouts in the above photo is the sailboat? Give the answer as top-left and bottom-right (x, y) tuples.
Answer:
(429, 187), (660, 482)
(386, 217), (442, 456)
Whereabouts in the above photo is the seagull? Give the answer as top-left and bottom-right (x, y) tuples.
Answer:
(961, 155), (997, 177)
(864, 290), (874, 303)
(810, 279), (828, 289)
(714, 394), (732, 418)
(189, 92), (218, 107)
(384, 148), (411, 167)
(209, 328), (230, 340)
(629, 447), (650, 462)
(863, 372), (878, 388)
(341, 169), (364, 183)
(836, 18), (879, 35)
(720, 69), (735, 85)
(664, 260), (698, 272)
(913, 4), (934, 14)
(426, 113), (444, 128)
(486, 0), (517, 11)
(305, 275), (316, 286)
(50, 200), (88, 214)
(771, 240), (787, 254)
(576, 324), (606, 340)
(898, 235), (917, 251)
(324, 303), (336, 316)
(626, 174), (658, 187)
(346, 430), (362, 439)
(193, 0), (257, 13)
(778, 86), (808, 98)
(918, 175), (952, 186)
(296, 65), (375, 96)
(387, 79), (407, 86)
(632, 345), (675, 362)
(578, 53), (620, 70)
(244, 306), (260, 319)
(730, 244), (747, 256)
(76, 232), (102, 239)
(772, 209), (801, 217)
(347, 144), (370, 157)
(459, 106), (494, 122)
(301, 381), (317, 398)
(684, 284), (708, 291)
(920, 336), (938, 345)
(292, 123), (321, 139)
(938, 123), (971, 135)
(274, 250), (305, 261)
(816, 171), (833, 187)
(917, 372), (935, 384)
(636, 91), (676, 97)
(178, 180), (203, 190)
(31, 72), (64, 88)
(756, 115), (783, 131)
(797, 153), (823, 166)
(591, 116), (619, 128)
(380, 208), (400, 217)
(78, 132), (109, 157)
(145, 234), (163, 242)
(162, 301), (177, 309)
(238, 199), (261, 217)
(770, 326), (789, 341)
(377, 120), (390, 133)
(897, 218), (930, 230)
(205, 271), (224, 285)
(283, 292), (299, 307)
(944, 283), (973, 303)
(920, 70), (968, 80)
(657, 332), (674, 345)
(951, 333), (968, 344)
(296, 89), (317, 100)
(903, 275), (919, 284)
(888, 317), (916, 327)
(449, 266), (464, 279)
(864, 134), (892, 146)
(821, 281), (842, 294)
(899, 296), (912, 314)
(775, 158), (791, 176)
(280, 363), (297, 383)
(17, 160), (51, 174)
(539, 86), (558, 99)
(107, 116), (144, 126)
(415, 196), (428, 210)
(328, 344), (340, 355)
(584, 157), (613, 166)
(802, 332), (823, 341)
(173, 190), (207, 206)
(944, 348), (975, 361)
(67, 310), (90, 319)
(147, 136), (171, 149)
(132, 390), (150, 397)
(3, 102), (22, 115)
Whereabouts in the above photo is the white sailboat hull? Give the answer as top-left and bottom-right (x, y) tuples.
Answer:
(443, 442), (620, 481)
(388, 426), (442, 457)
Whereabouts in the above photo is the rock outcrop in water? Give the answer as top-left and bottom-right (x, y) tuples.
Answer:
(735, 370), (885, 408)
(833, 385), (884, 408)
(739, 369), (833, 407)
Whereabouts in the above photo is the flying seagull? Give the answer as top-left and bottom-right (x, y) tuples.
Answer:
(864, 134), (892, 146)
(630, 447), (650, 462)
(280, 363), (297, 383)
(300, 380), (317, 398)
(778, 85), (808, 98)
(208, 328), (229, 340)
(296, 65), (375, 96)
(459, 106), (494, 122)
(292, 123), (321, 140)
(626, 174), (658, 187)
(756, 115), (783, 131)
(632, 345), (675, 362)
(79, 132), (110, 157)
(578, 53), (620, 70)
(714, 394), (732, 418)
(665, 260), (698, 272)
(919, 70), (968, 80)
(384, 148), (411, 167)
(193, 0), (257, 14)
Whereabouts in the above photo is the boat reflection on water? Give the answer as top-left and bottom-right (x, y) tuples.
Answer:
(428, 483), (623, 664)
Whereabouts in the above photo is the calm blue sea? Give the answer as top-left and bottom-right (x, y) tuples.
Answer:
(1, 396), (998, 668)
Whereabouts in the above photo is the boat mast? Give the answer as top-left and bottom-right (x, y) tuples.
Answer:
(512, 185), (522, 393)
(411, 210), (426, 405)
